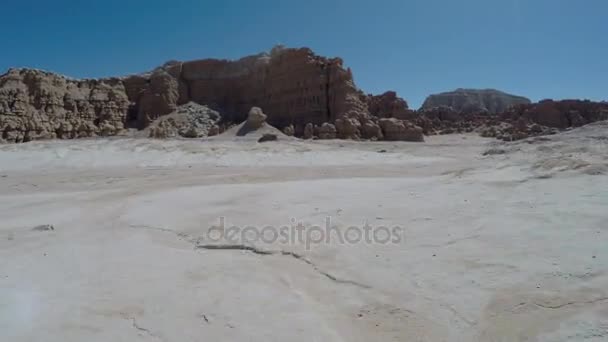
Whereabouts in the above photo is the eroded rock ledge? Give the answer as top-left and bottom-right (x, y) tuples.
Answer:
(2, 46), (606, 144)
(0, 46), (423, 143)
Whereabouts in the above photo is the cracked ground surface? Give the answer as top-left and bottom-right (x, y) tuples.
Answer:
(1, 129), (607, 341)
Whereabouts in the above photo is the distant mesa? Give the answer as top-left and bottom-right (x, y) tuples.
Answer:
(421, 88), (531, 114)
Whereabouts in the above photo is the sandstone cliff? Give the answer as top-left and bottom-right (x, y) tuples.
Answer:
(421, 88), (531, 114)
(118, 45), (379, 136)
(3, 46), (420, 142)
(0, 68), (129, 142)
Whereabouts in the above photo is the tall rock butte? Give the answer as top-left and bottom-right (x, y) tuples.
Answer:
(1, 46), (414, 142)
(421, 88), (531, 114)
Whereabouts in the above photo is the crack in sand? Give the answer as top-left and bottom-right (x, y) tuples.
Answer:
(278, 250), (372, 288)
(198, 244), (371, 289)
(534, 297), (608, 310)
(126, 317), (164, 341)
(196, 244), (275, 255)
(129, 224), (370, 289)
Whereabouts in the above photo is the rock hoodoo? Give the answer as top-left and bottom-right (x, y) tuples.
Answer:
(245, 107), (267, 130)
(214, 106), (287, 141)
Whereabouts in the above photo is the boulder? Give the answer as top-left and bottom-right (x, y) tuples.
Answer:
(246, 107), (267, 130)
(303, 123), (314, 139)
(335, 117), (361, 139)
(360, 120), (383, 140)
(378, 118), (424, 142)
(317, 123), (337, 139)
(283, 125), (295, 136)
(258, 134), (278, 143)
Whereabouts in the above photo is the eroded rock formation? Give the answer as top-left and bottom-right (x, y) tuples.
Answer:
(122, 46), (375, 135)
(246, 107), (267, 130)
(367, 91), (416, 120)
(317, 123), (337, 140)
(501, 99), (608, 129)
(378, 118), (424, 142)
(145, 102), (220, 139)
(7, 46), (600, 145)
(418, 99), (608, 142)
(0, 69), (129, 143)
(214, 106), (287, 141)
(3, 46), (416, 142)
(303, 123), (314, 139)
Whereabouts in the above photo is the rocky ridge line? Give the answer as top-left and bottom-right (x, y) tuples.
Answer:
(1, 47), (606, 144)
(0, 46), (425, 143)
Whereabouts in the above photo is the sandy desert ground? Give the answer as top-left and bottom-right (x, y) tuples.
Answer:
(1, 122), (607, 341)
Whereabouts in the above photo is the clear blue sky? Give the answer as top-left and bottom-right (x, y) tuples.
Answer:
(1, 0), (606, 108)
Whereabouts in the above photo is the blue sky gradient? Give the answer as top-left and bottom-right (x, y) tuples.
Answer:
(1, 0), (606, 108)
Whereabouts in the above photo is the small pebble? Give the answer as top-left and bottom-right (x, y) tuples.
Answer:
(32, 224), (54, 231)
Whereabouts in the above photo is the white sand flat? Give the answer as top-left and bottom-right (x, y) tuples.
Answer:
(1, 124), (607, 341)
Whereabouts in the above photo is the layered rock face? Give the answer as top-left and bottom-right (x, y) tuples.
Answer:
(123, 46), (373, 135)
(421, 88), (531, 114)
(3, 46), (421, 142)
(0, 69), (129, 143)
(4, 51), (604, 145)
